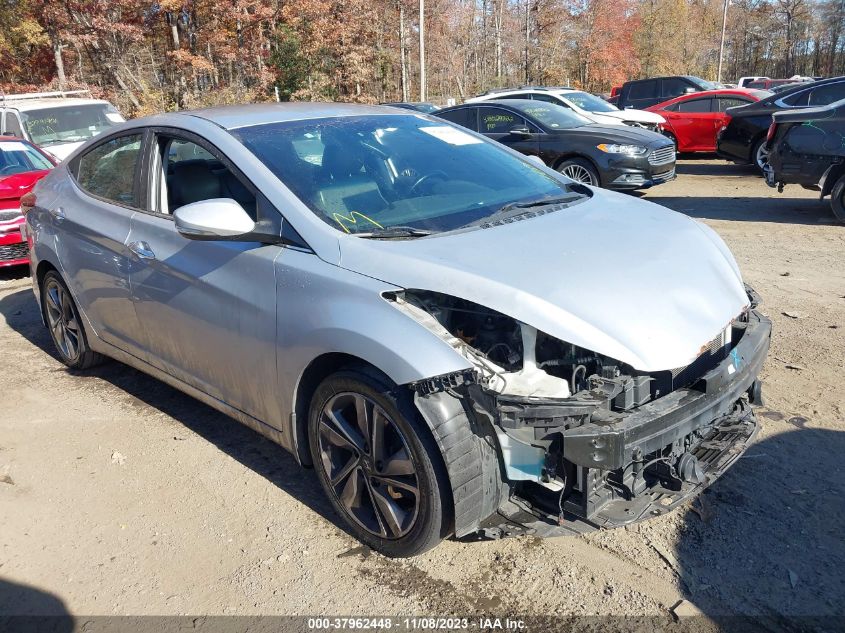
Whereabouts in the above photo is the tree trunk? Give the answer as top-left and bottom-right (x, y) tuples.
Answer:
(399, 1), (409, 101)
(52, 35), (66, 91)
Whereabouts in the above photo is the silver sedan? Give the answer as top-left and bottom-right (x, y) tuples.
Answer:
(24, 103), (770, 556)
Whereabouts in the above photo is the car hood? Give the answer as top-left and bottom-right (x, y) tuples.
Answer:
(560, 124), (672, 147)
(41, 141), (85, 161)
(593, 109), (666, 125)
(337, 189), (748, 372)
(0, 170), (50, 201)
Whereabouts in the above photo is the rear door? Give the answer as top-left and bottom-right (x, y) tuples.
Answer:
(126, 129), (281, 421)
(58, 131), (147, 357)
(664, 97), (715, 151)
(477, 106), (541, 157)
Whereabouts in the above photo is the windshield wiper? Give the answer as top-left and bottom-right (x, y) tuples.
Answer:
(357, 226), (433, 239)
(463, 194), (584, 228)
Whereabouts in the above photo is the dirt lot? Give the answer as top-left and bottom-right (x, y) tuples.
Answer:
(1, 158), (843, 628)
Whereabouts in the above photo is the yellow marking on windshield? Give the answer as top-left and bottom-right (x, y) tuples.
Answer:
(332, 211), (384, 233)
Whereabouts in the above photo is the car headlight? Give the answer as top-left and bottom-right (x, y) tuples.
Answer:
(596, 143), (648, 156)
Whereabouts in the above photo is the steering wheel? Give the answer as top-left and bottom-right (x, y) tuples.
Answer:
(0, 165), (20, 175)
(409, 170), (449, 195)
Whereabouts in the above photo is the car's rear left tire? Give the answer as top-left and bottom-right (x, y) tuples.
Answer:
(308, 369), (448, 557)
(831, 175), (845, 223)
(752, 138), (770, 174)
(41, 271), (103, 370)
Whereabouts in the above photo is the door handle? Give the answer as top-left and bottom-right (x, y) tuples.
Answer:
(128, 240), (156, 260)
(49, 206), (65, 221)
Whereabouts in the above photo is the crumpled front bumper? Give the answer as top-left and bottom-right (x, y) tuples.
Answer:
(477, 309), (771, 539)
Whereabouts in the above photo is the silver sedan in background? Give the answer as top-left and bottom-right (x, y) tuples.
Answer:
(24, 103), (770, 556)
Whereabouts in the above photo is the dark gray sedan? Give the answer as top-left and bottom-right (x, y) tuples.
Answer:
(437, 99), (676, 190)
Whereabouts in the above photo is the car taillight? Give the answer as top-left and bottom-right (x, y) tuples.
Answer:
(20, 191), (36, 215)
(766, 121), (778, 143)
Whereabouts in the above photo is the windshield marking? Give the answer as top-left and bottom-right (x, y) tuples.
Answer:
(332, 211), (384, 233)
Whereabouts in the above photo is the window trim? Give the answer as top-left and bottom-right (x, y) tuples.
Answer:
(68, 128), (149, 212)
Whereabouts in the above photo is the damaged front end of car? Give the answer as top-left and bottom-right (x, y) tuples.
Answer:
(387, 287), (771, 540)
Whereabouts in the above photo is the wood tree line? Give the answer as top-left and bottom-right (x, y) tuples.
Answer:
(0, 0), (843, 115)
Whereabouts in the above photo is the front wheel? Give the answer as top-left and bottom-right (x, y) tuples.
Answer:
(308, 369), (448, 557)
(831, 175), (845, 223)
(556, 158), (600, 186)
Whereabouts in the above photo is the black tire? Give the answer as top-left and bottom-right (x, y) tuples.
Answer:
(556, 157), (600, 187)
(308, 369), (448, 557)
(662, 131), (678, 153)
(40, 271), (103, 370)
(831, 175), (845, 223)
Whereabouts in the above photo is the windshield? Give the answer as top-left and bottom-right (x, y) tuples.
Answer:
(518, 103), (591, 129)
(562, 91), (618, 113)
(21, 104), (124, 147)
(0, 140), (52, 175)
(233, 115), (586, 235)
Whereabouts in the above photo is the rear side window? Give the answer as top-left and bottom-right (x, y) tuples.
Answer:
(808, 82), (845, 106)
(437, 108), (477, 132)
(76, 133), (143, 207)
(478, 107), (525, 133)
(627, 81), (658, 101)
(676, 98), (712, 113)
(661, 78), (690, 99)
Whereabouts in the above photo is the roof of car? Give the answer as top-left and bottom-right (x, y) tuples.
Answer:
(186, 102), (411, 130)
(2, 98), (111, 112)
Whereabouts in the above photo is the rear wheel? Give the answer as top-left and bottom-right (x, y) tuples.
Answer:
(41, 271), (103, 369)
(752, 138), (770, 174)
(831, 175), (845, 223)
(308, 369), (447, 557)
(556, 158), (600, 186)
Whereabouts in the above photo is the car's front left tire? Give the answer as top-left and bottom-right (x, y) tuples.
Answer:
(41, 271), (103, 370)
(308, 369), (448, 557)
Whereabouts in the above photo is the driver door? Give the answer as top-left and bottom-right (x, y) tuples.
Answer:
(127, 129), (281, 422)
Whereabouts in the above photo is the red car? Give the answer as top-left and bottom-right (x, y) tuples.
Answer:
(0, 137), (55, 267)
(646, 89), (770, 153)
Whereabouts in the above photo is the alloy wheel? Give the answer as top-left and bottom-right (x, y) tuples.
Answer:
(44, 279), (81, 362)
(317, 392), (420, 539)
(559, 163), (596, 185)
(755, 142), (770, 171)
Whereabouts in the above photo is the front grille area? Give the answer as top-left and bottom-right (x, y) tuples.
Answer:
(653, 169), (675, 182)
(0, 242), (28, 262)
(0, 210), (22, 223)
(648, 145), (675, 166)
(648, 327), (731, 399)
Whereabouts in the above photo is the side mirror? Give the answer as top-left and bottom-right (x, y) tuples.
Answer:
(510, 126), (532, 137)
(174, 198), (255, 240)
(684, 87), (696, 94)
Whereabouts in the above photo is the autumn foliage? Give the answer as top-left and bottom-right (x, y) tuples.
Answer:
(0, 0), (842, 115)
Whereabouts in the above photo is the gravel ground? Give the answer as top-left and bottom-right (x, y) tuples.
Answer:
(0, 158), (843, 629)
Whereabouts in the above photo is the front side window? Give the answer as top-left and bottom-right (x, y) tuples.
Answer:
(517, 104), (590, 129)
(76, 134), (142, 206)
(676, 98), (712, 113)
(661, 78), (690, 99)
(716, 97), (750, 111)
(561, 91), (617, 113)
(0, 140), (53, 175)
(436, 108), (477, 132)
(478, 107), (524, 133)
(154, 137), (257, 218)
(21, 104), (125, 148)
(232, 115), (586, 235)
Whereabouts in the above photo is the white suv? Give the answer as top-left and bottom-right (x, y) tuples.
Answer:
(0, 90), (125, 160)
(466, 86), (665, 131)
